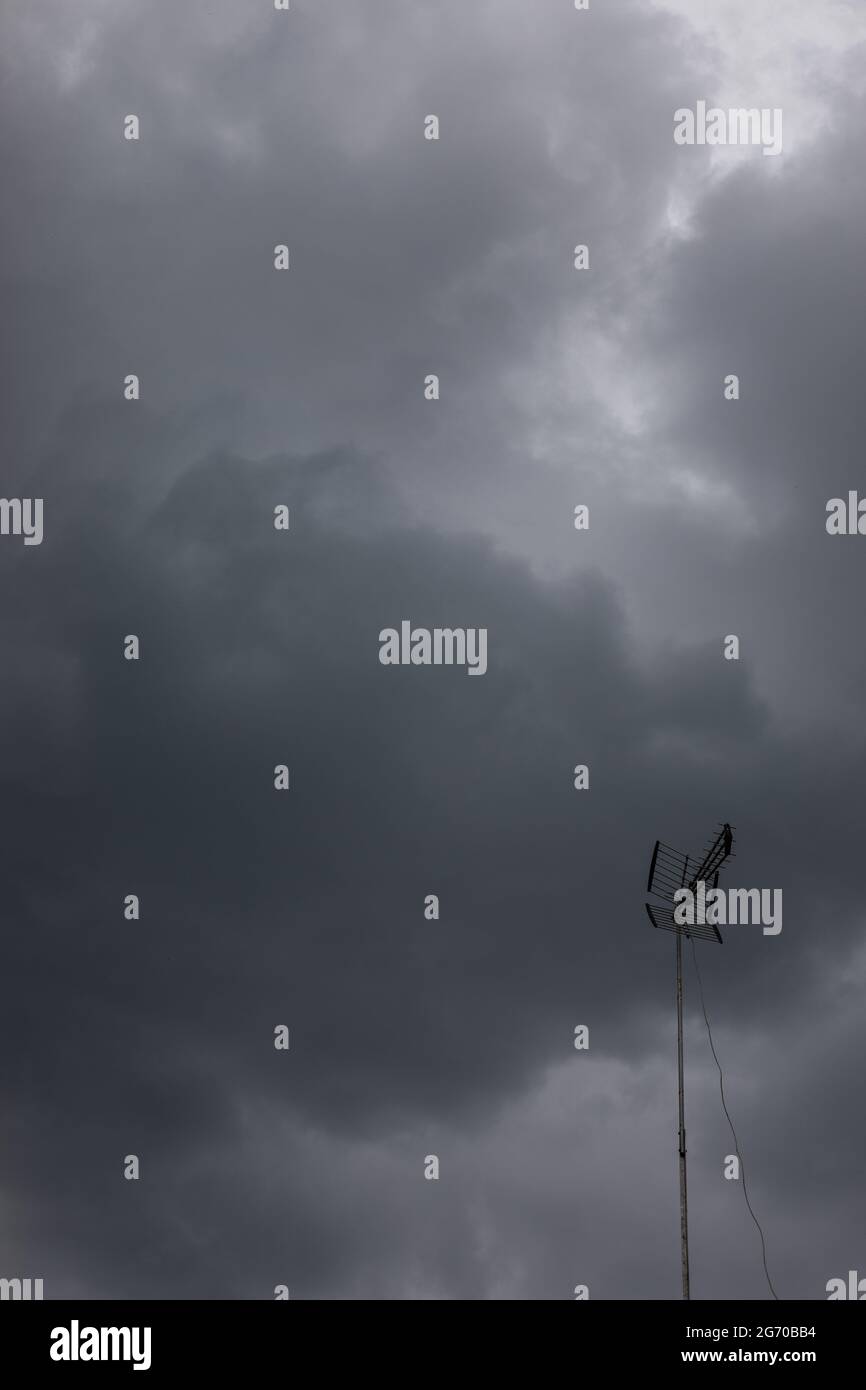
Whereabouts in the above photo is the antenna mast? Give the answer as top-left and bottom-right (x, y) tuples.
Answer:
(645, 823), (734, 1299)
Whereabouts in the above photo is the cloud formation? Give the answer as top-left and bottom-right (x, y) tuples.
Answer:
(1, 0), (864, 1299)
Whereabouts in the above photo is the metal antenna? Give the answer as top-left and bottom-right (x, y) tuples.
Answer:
(645, 823), (735, 1299)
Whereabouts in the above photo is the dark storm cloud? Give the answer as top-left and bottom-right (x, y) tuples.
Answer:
(1, 0), (865, 1300)
(0, 412), (864, 1297)
(0, 0), (695, 472)
(581, 80), (866, 725)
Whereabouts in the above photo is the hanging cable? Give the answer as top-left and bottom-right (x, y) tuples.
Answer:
(689, 936), (780, 1301)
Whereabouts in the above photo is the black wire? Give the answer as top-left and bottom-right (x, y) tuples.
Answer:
(689, 936), (780, 1301)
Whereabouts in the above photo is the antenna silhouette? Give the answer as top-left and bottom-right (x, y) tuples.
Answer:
(645, 822), (735, 1299)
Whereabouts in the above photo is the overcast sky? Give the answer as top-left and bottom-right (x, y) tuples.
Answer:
(1, 0), (865, 1300)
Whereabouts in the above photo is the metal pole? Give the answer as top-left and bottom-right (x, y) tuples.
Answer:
(677, 925), (690, 1300)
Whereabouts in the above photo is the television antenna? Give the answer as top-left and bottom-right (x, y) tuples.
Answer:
(645, 822), (735, 1299)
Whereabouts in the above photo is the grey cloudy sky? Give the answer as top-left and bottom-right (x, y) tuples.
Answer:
(1, 0), (865, 1299)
